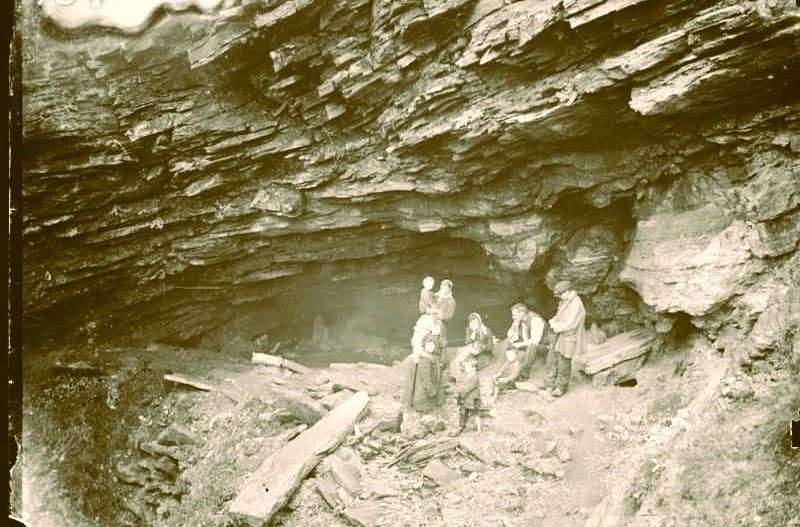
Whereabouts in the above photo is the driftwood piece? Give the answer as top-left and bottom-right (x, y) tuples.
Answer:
(581, 330), (654, 374)
(163, 373), (238, 401)
(228, 391), (370, 525)
(591, 354), (648, 386)
(251, 352), (315, 376)
(163, 373), (215, 391)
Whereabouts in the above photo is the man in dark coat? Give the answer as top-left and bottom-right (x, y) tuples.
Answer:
(545, 281), (587, 397)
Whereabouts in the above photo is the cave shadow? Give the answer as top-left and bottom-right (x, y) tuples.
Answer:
(199, 237), (557, 365)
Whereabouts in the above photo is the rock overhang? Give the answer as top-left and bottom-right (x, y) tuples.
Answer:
(20, 0), (800, 349)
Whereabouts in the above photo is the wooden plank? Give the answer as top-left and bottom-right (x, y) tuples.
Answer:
(228, 391), (370, 525)
(583, 331), (655, 375)
(251, 352), (315, 376)
(162, 373), (238, 402)
(581, 329), (648, 363)
(591, 354), (648, 386)
(163, 373), (215, 391)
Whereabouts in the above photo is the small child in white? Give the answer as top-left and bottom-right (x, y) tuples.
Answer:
(419, 276), (436, 314)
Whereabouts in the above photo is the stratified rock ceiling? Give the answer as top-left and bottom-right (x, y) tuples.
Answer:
(22, 0), (800, 349)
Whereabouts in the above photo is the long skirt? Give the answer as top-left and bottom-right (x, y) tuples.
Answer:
(403, 355), (442, 413)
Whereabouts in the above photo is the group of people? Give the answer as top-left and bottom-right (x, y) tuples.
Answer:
(404, 276), (587, 434)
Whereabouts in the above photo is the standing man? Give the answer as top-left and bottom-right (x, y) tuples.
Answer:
(546, 281), (586, 397)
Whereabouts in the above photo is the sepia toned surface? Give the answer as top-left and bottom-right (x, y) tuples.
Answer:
(14, 0), (800, 526)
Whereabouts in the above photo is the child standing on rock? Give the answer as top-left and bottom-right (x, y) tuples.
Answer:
(454, 359), (482, 434)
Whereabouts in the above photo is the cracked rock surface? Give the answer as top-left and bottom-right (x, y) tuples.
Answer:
(21, 0), (800, 348)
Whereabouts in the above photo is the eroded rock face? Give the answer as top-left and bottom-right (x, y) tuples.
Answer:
(21, 0), (800, 348)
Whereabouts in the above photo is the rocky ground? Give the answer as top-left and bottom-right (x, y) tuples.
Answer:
(14, 1), (800, 525)
(17, 329), (800, 527)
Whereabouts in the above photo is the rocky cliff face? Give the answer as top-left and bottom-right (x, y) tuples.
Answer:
(22, 0), (800, 351)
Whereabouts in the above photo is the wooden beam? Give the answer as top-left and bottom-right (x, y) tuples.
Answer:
(163, 373), (238, 402)
(583, 331), (655, 375)
(228, 391), (370, 526)
(163, 373), (216, 391)
(251, 352), (315, 376)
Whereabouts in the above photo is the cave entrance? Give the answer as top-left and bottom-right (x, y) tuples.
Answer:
(208, 237), (554, 367)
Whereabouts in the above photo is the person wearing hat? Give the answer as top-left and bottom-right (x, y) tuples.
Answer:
(545, 280), (586, 397)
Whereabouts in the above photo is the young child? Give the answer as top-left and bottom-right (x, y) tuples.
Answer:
(493, 346), (521, 394)
(419, 276), (436, 314)
(455, 359), (482, 433)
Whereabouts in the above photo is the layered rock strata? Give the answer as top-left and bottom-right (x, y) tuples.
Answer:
(21, 0), (800, 348)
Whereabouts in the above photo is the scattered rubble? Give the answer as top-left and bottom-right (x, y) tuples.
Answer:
(228, 391), (369, 525)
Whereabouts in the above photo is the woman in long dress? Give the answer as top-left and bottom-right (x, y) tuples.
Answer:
(404, 314), (443, 412)
(448, 312), (494, 379)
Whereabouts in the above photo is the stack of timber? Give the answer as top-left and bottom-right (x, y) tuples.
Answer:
(577, 330), (656, 386)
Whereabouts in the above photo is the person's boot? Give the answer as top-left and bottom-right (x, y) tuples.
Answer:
(551, 387), (564, 398)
